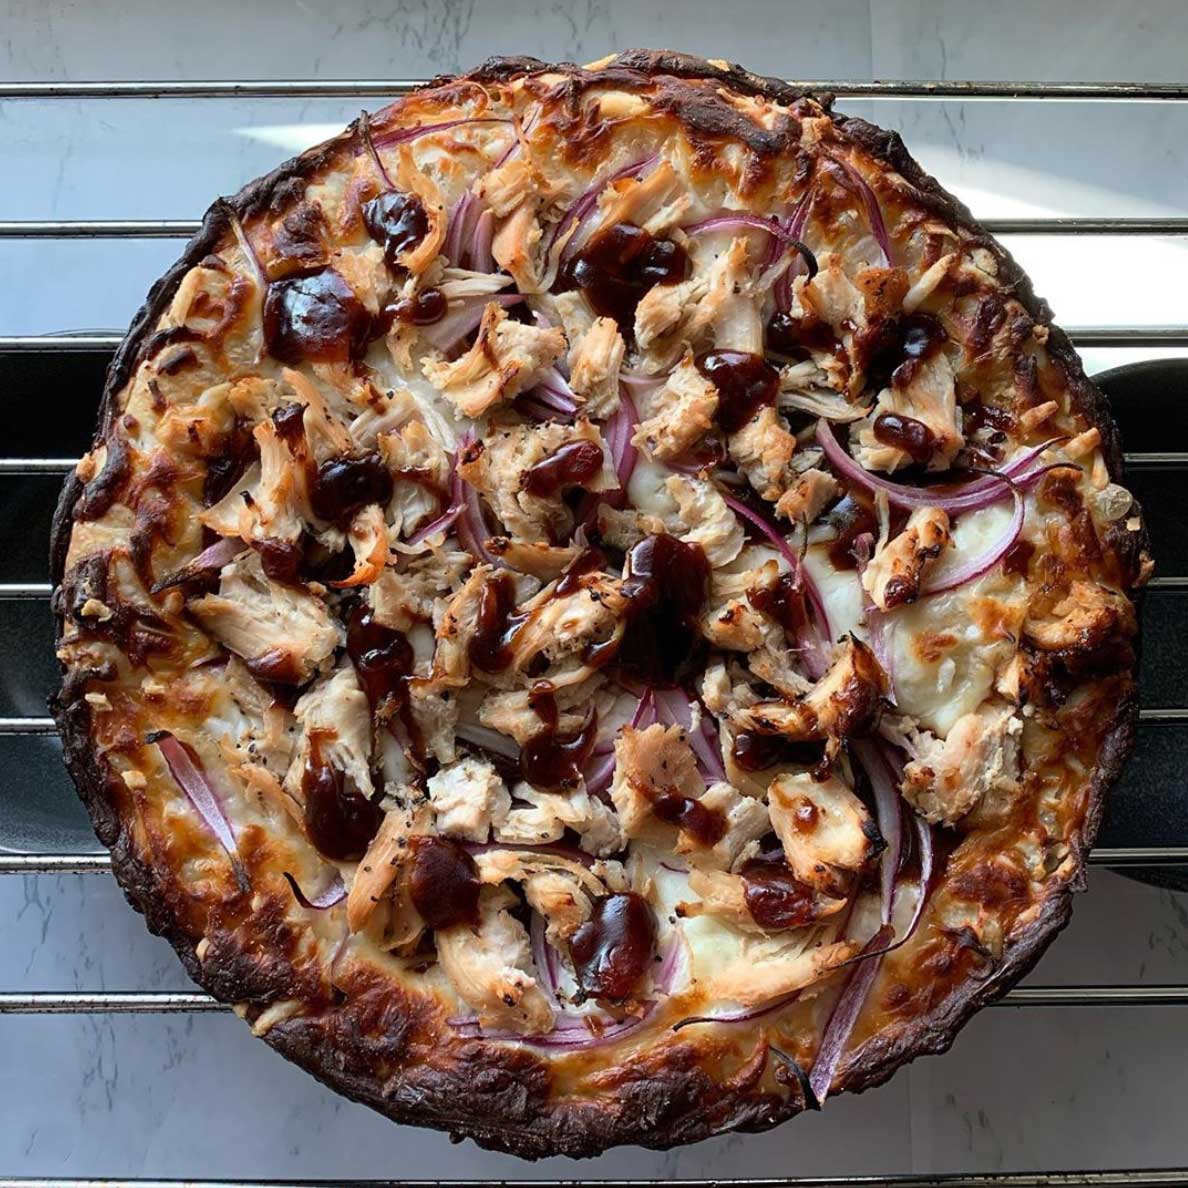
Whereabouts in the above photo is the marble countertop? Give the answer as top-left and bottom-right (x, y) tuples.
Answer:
(2, 1), (1187, 1179)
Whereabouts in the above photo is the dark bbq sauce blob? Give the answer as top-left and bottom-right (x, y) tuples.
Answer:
(730, 731), (828, 772)
(554, 547), (607, 597)
(695, 350), (780, 435)
(747, 571), (809, 636)
(374, 287), (448, 335)
(309, 452), (394, 527)
(468, 571), (525, 674)
(570, 891), (657, 1000)
(263, 268), (372, 364)
(825, 493), (879, 571)
(741, 858), (821, 929)
(559, 222), (688, 329)
(521, 441), (605, 497)
(408, 836), (481, 929)
(766, 310), (843, 359)
(345, 604), (415, 714)
(964, 395), (1017, 436)
(302, 733), (384, 861)
(362, 189), (430, 270)
(866, 311), (948, 392)
(606, 534), (710, 686)
(873, 412), (936, 465)
(272, 400), (307, 445)
(519, 680), (598, 791)
(1002, 537), (1036, 578)
(244, 648), (303, 686)
(253, 538), (304, 585)
(649, 785), (726, 846)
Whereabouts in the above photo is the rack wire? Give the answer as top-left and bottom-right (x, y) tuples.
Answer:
(2, 75), (1187, 1188)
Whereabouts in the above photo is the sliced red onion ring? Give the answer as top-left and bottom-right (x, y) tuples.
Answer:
(817, 419), (1067, 515)
(851, 739), (903, 926)
(549, 153), (660, 262)
(606, 386), (640, 489)
(152, 732), (237, 857)
(827, 155), (893, 267)
(283, 870), (346, 911)
(371, 116), (513, 151)
(443, 191), (478, 266)
(672, 986), (802, 1031)
(583, 751), (617, 798)
(808, 922), (894, 1103)
(455, 721), (521, 760)
(153, 535), (246, 591)
(716, 488), (832, 670)
(652, 688), (726, 782)
(530, 910), (564, 1010)
(528, 366), (580, 414)
(774, 190), (814, 311)
(470, 209), (496, 274)
(921, 489), (1024, 596)
(420, 292), (520, 354)
(515, 395), (570, 423)
(451, 1003), (657, 1049)
(451, 433), (501, 566)
(404, 502), (463, 547)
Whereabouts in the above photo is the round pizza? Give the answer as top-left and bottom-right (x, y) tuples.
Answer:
(50, 51), (1150, 1157)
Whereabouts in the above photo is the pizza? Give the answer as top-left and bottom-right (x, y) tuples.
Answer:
(50, 51), (1150, 1157)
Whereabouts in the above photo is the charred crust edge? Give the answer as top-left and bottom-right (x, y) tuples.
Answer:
(48, 49), (1143, 1159)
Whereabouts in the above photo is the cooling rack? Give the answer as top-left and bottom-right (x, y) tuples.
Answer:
(1, 74), (1187, 1188)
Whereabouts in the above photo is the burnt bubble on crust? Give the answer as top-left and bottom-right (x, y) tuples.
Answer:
(48, 50), (1145, 1159)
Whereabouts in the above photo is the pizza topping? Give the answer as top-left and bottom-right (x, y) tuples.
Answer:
(309, 452), (394, 527)
(408, 835), (482, 928)
(301, 731), (384, 861)
(570, 891), (656, 1000)
(696, 350), (780, 436)
(740, 858), (836, 930)
(862, 506), (952, 610)
(427, 757), (511, 842)
(262, 268), (372, 363)
(362, 189), (430, 271)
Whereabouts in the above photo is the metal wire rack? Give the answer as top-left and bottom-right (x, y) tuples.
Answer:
(1, 73), (1187, 1188)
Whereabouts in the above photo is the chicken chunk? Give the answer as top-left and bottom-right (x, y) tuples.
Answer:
(496, 784), (624, 857)
(435, 885), (555, 1035)
(679, 865), (846, 933)
(346, 803), (427, 936)
(568, 317), (625, 417)
(505, 573), (629, 672)
(862, 507), (951, 610)
(737, 636), (887, 741)
(457, 419), (616, 543)
(728, 406), (799, 503)
(631, 353), (718, 461)
(901, 701), (1022, 826)
(679, 780), (771, 869)
(188, 551), (339, 686)
(1024, 580), (1135, 653)
(283, 667), (374, 804)
(422, 302), (565, 417)
(775, 467), (843, 524)
(427, 757), (511, 842)
(768, 770), (880, 896)
(666, 474), (744, 568)
(610, 723), (703, 840)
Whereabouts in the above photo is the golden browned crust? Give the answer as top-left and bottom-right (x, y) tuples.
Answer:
(50, 50), (1146, 1158)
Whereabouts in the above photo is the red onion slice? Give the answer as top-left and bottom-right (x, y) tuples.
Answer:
(419, 292), (520, 354)
(817, 419), (1066, 515)
(451, 434), (502, 566)
(530, 910), (564, 1010)
(152, 733), (237, 857)
(371, 117), (513, 151)
(549, 153), (660, 263)
(827, 155), (893, 267)
(443, 191), (478, 266)
(652, 688), (726, 782)
(283, 870), (346, 911)
(455, 721), (521, 760)
(774, 190), (813, 311)
(470, 209), (496, 274)
(606, 386), (640, 489)
(672, 986), (803, 1032)
(851, 739), (903, 926)
(808, 922), (894, 1103)
(528, 366), (580, 414)
(921, 489), (1024, 596)
(153, 535), (246, 592)
(404, 502), (463, 547)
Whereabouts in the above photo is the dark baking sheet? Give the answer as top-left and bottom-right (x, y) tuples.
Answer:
(0, 348), (1183, 882)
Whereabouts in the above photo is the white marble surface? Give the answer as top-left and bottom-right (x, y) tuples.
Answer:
(2, 1), (1187, 1180)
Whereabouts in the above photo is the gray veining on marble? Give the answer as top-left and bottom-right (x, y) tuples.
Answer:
(2, 0), (1186, 1179)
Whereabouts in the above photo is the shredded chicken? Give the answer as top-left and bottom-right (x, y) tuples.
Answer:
(427, 757), (510, 842)
(496, 784), (623, 857)
(631, 352), (718, 461)
(901, 701), (1022, 826)
(435, 885), (555, 1034)
(775, 466), (842, 524)
(422, 302), (565, 416)
(666, 474), (744, 567)
(679, 780), (771, 869)
(346, 802), (428, 937)
(610, 723), (702, 840)
(568, 317), (625, 417)
(728, 406), (799, 503)
(188, 551), (339, 685)
(862, 507), (951, 610)
(283, 666), (374, 803)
